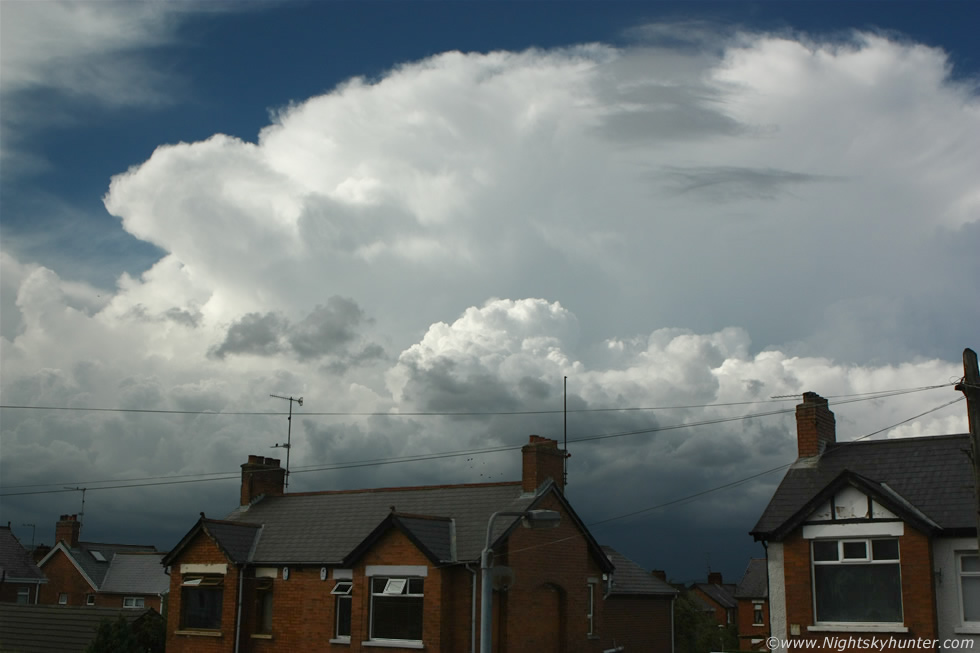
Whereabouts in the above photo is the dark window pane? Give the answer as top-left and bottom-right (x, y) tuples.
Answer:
(842, 541), (867, 559)
(408, 578), (424, 594)
(337, 596), (352, 637)
(872, 540), (899, 561)
(814, 564), (902, 622)
(813, 541), (839, 561)
(182, 588), (223, 629)
(372, 577), (387, 593)
(372, 596), (423, 640)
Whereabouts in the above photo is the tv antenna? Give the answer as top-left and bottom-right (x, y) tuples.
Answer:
(269, 394), (303, 491)
(64, 487), (87, 528)
(22, 523), (36, 550)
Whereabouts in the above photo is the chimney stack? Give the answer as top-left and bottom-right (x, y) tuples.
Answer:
(55, 514), (81, 548)
(796, 392), (836, 458)
(708, 571), (723, 585)
(521, 435), (566, 494)
(240, 455), (285, 506)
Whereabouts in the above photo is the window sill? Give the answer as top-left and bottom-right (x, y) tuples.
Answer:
(175, 629), (223, 637)
(330, 638), (352, 645)
(250, 634), (272, 640)
(362, 640), (424, 649)
(954, 627), (980, 635)
(808, 625), (908, 634)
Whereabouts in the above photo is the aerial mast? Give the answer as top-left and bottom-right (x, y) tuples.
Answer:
(269, 394), (303, 491)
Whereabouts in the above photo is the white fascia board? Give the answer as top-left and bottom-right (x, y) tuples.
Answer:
(180, 563), (228, 575)
(365, 565), (428, 577)
(802, 522), (904, 539)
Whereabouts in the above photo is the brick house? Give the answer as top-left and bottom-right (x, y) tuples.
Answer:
(0, 524), (47, 604)
(37, 514), (169, 612)
(690, 572), (736, 627)
(600, 546), (678, 652)
(162, 435), (674, 652)
(751, 392), (980, 653)
(734, 559), (768, 650)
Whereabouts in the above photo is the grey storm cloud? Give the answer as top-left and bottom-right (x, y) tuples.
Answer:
(660, 166), (840, 201)
(209, 296), (381, 363)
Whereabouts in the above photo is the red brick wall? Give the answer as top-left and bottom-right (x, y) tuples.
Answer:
(0, 582), (42, 604)
(38, 549), (94, 606)
(737, 597), (768, 650)
(690, 586), (732, 626)
(494, 493), (606, 653)
(603, 595), (674, 652)
(781, 527), (937, 653)
(166, 533), (239, 653)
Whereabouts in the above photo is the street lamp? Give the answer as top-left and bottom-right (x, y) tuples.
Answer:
(480, 509), (561, 653)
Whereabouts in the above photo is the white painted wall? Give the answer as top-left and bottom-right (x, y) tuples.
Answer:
(768, 542), (786, 653)
(933, 537), (980, 650)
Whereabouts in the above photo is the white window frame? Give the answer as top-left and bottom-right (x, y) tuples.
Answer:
(753, 601), (764, 626)
(811, 538), (903, 626)
(958, 552), (980, 627)
(180, 574), (224, 631)
(123, 596), (145, 609)
(86, 594), (96, 606)
(332, 581), (353, 641)
(58, 592), (68, 605)
(368, 576), (424, 644)
(586, 581), (596, 635)
(16, 587), (30, 604)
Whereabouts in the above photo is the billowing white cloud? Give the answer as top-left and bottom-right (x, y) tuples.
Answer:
(2, 25), (977, 579)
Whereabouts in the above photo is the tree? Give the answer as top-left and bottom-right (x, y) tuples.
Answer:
(674, 591), (739, 653)
(84, 613), (164, 653)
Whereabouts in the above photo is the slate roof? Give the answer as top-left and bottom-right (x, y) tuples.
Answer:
(0, 604), (161, 653)
(751, 433), (975, 540)
(734, 558), (767, 599)
(602, 546), (678, 596)
(99, 553), (169, 595)
(57, 542), (157, 589)
(693, 582), (737, 609)
(205, 520), (262, 563)
(0, 527), (45, 582)
(222, 481), (538, 564)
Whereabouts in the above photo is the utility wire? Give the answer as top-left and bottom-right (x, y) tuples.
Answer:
(0, 383), (952, 417)
(0, 390), (960, 496)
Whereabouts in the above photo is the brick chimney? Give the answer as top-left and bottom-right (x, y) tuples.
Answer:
(240, 455), (285, 506)
(521, 435), (566, 494)
(55, 514), (81, 547)
(651, 569), (668, 582)
(796, 392), (836, 458)
(708, 571), (723, 585)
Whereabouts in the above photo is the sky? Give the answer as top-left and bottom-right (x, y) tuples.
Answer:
(1, 0), (978, 584)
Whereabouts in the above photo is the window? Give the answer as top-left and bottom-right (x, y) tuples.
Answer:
(180, 575), (224, 630)
(332, 581), (352, 639)
(959, 553), (980, 625)
(123, 596), (145, 609)
(16, 588), (30, 605)
(812, 538), (902, 623)
(370, 577), (423, 642)
(753, 602), (764, 626)
(254, 579), (273, 635)
(86, 594), (96, 606)
(586, 582), (596, 635)
(58, 593), (68, 605)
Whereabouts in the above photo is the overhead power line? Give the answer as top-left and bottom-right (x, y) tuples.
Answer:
(0, 388), (961, 496)
(0, 383), (953, 418)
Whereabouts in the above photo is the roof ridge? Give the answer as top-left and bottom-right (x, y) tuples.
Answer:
(283, 480), (522, 497)
(829, 432), (970, 447)
(204, 518), (262, 528)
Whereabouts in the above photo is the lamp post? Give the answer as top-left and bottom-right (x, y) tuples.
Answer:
(479, 509), (560, 653)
